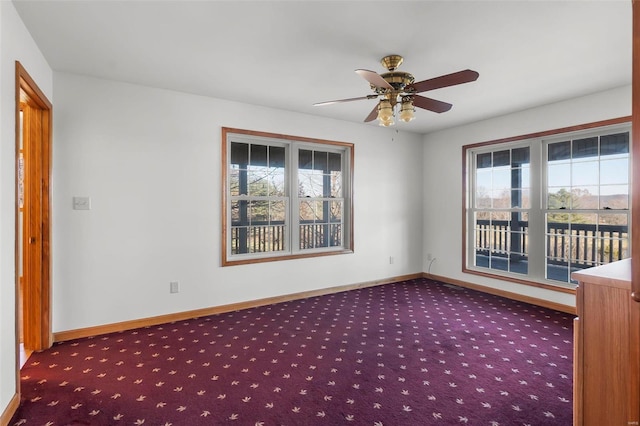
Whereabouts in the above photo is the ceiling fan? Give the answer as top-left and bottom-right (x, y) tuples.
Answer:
(314, 55), (479, 127)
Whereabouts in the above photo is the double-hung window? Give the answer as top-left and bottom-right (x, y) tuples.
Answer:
(465, 121), (631, 289)
(222, 128), (353, 266)
(545, 131), (630, 282)
(472, 145), (531, 276)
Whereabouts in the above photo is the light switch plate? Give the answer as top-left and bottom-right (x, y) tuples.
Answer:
(73, 196), (91, 210)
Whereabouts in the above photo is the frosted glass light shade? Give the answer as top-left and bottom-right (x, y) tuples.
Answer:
(399, 99), (415, 122)
(377, 99), (394, 126)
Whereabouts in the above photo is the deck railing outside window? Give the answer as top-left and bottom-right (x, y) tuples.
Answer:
(475, 219), (628, 268)
(231, 221), (342, 254)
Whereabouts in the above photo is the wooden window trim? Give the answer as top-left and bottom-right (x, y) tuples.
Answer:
(462, 116), (631, 293)
(221, 127), (354, 266)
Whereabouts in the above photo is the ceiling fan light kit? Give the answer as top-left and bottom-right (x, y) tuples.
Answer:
(377, 99), (395, 126)
(399, 96), (415, 123)
(314, 55), (479, 128)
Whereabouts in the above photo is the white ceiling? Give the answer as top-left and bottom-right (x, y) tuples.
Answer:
(12, 0), (632, 135)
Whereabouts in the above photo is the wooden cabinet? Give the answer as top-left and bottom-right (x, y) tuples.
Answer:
(572, 259), (640, 426)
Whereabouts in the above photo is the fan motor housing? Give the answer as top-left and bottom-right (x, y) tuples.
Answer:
(370, 71), (415, 97)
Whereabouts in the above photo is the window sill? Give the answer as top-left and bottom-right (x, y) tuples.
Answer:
(462, 266), (577, 295)
(223, 248), (353, 267)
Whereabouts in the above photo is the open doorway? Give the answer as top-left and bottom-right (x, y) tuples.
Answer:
(15, 62), (52, 370)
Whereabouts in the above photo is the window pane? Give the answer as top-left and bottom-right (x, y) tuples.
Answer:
(493, 150), (510, 167)
(477, 152), (492, 168)
(249, 200), (269, 223)
(476, 192), (491, 209)
(548, 188), (570, 209)
(328, 152), (342, 171)
(520, 165), (531, 188)
(600, 158), (628, 185)
(598, 213), (629, 264)
(268, 171), (285, 197)
(571, 161), (598, 186)
(546, 213), (570, 282)
(473, 210), (528, 275)
(247, 170), (269, 196)
(249, 144), (268, 167)
(600, 185), (628, 209)
(248, 225), (283, 253)
(511, 165), (529, 208)
(230, 169), (241, 196)
(474, 148), (530, 210)
(492, 167), (511, 191)
(324, 152), (343, 198)
(298, 169), (323, 197)
(270, 225), (286, 252)
(271, 201), (286, 223)
(475, 169), (491, 191)
(572, 137), (598, 159)
(548, 141), (570, 162)
(298, 199), (341, 250)
(571, 186), (598, 209)
(269, 146), (285, 168)
(519, 188), (531, 209)
(474, 212), (491, 258)
(330, 171), (342, 198)
(314, 151), (328, 171)
(599, 213), (628, 226)
(330, 200), (342, 223)
(491, 191), (509, 208)
(299, 200), (314, 221)
(231, 142), (249, 165)
(511, 147), (530, 166)
(299, 224), (313, 249)
(314, 200), (326, 222)
(511, 189), (529, 208)
(548, 163), (570, 187)
(546, 131), (629, 212)
(299, 149), (340, 198)
(329, 224), (342, 247)
(299, 149), (313, 169)
(544, 212), (622, 283)
(300, 223), (328, 249)
(569, 234), (596, 266)
(231, 200), (247, 224)
(569, 213), (597, 264)
(600, 132), (629, 156)
(231, 226), (249, 254)
(491, 212), (508, 254)
(512, 210), (529, 273)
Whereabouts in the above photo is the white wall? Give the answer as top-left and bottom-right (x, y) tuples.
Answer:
(3, 7), (630, 421)
(422, 85), (632, 307)
(52, 72), (425, 332)
(0, 0), (53, 418)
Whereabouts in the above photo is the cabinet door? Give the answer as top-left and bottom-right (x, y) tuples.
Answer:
(580, 283), (638, 426)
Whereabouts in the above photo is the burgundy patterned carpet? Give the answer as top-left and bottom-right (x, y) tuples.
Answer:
(11, 278), (574, 425)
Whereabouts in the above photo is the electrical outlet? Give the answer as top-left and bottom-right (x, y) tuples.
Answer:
(427, 253), (433, 261)
(389, 256), (394, 264)
(170, 281), (179, 294)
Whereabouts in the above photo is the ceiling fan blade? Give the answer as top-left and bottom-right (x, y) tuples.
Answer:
(413, 95), (452, 113)
(314, 94), (378, 106)
(364, 104), (379, 122)
(406, 69), (479, 93)
(355, 69), (393, 90)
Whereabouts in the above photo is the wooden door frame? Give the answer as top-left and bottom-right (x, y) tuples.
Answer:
(14, 61), (52, 362)
(632, 1), (640, 301)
